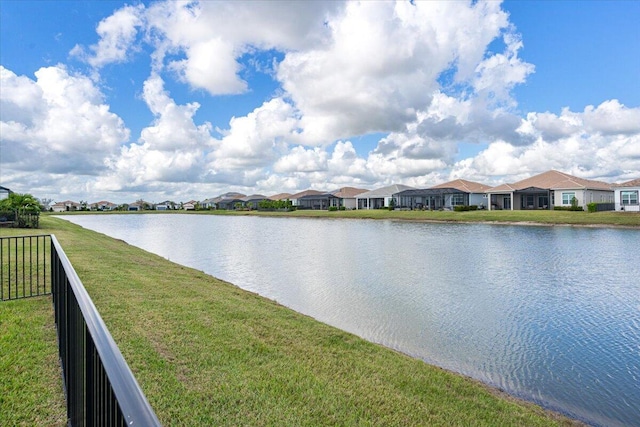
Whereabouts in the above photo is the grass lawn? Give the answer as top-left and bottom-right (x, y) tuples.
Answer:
(0, 296), (66, 426)
(1, 217), (587, 426)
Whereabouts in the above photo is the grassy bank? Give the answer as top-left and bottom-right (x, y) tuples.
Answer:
(54, 207), (640, 228)
(2, 217), (585, 426)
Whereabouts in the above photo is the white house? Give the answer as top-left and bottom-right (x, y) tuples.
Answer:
(356, 184), (414, 209)
(614, 178), (640, 212)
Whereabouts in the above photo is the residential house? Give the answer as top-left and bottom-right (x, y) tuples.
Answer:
(51, 200), (81, 212)
(331, 187), (368, 209)
(394, 187), (465, 210)
(183, 200), (198, 210)
(394, 179), (491, 210)
(356, 184), (414, 209)
(288, 189), (324, 207)
(485, 170), (613, 211)
(90, 201), (117, 211)
(216, 197), (245, 210)
(0, 186), (12, 200)
(199, 198), (218, 210)
(241, 195), (268, 210)
(205, 192), (246, 210)
(297, 192), (340, 210)
(155, 200), (177, 210)
(614, 178), (640, 212)
(432, 179), (492, 209)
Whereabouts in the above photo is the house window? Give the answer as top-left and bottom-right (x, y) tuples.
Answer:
(621, 190), (639, 205)
(451, 194), (465, 206)
(562, 192), (576, 205)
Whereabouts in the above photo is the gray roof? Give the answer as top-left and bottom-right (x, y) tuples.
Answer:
(356, 184), (415, 198)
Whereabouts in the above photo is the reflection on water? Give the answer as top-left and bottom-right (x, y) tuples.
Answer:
(61, 214), (640, 427)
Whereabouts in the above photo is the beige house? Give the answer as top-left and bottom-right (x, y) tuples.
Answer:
(485, 170), (613, 211)
(51, 200), (81, 212)
(614, 178), (640, 212)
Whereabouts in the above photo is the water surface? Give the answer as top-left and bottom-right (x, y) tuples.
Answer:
(60, 214), (640, 426)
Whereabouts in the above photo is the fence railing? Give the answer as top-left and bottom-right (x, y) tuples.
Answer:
(50, 234), (161, 426)
(1, 235), (51, 301)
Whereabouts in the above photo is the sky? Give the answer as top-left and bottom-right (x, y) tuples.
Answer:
(1, 0), (639, 204)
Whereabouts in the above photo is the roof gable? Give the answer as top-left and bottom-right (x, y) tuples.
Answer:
(357, 184), (415, 198)
(289, 189), (323, 199)
(487, 170), (612, 192)
(331, 187), (368, 198)
(615, 178), (640, 188)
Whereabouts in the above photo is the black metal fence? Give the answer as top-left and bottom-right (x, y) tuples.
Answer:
(1, 234), (161, 425)
(50, 234), (161, 426)
(0, 210), (40, 228)
(1, 235), (51, 301)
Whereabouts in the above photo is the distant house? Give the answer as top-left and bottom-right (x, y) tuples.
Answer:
(356, 184), (414, 209)
(394, 179), (491, 210)
(199, 198), (217, 210)
(90, 201), (117, 211)
(216, 197), (244, 210)
(0, 186), (12, 200)
(297, 192), (340, 210)
(485, 170), (613, 211)
(432, 179), (491, 209)
(296, 187), (368, 210)
(241, 195), (268, 210)
(155, 201), (177, 211)
(51, 200), (81, 212)
(331, 187), (368, 209)
(183, 200), (198, 210)
(288, 190), (324, 207)
(614, 178), (640, 212)
(394, 187), (466, 210)
(205, 192), (246, 210)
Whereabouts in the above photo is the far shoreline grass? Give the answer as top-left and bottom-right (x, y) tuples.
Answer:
(2, 217), (591, 425)
(52, 207), (640, 229)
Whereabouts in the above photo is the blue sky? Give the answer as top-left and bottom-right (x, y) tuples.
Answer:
(1, 0), (639, 204)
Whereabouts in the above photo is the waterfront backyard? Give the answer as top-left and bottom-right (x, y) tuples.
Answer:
(0, 216), (590, 426)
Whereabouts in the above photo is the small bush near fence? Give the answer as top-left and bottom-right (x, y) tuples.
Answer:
(0, 211), (40, 228)
(453, 205), (478, 212)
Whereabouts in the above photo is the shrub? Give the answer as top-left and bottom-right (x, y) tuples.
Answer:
(587, 202), (598, 213)
(454, 205), (479, 212)
(328, 206), (338, 212)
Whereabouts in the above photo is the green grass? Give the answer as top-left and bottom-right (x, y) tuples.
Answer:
(52, 207), (640, 227)
(1, 217), (586, 426)
(0, 297), (66, 426)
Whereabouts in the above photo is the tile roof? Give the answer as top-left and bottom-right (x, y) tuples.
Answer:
(331, 187), (368, 198)
(356, 184), (415, 198)
(614, 178), (640, 188)
(486, 170), (612, 192)
(289, 189), (324, 199)
(431, 179), (491, 193)
(268, 192), (292, 200)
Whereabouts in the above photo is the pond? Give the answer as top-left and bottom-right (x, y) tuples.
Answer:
(60, 214), (640, 426)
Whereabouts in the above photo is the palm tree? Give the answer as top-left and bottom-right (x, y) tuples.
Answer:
(0, 193), (41, 228)
(0, 192), (41, 213)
